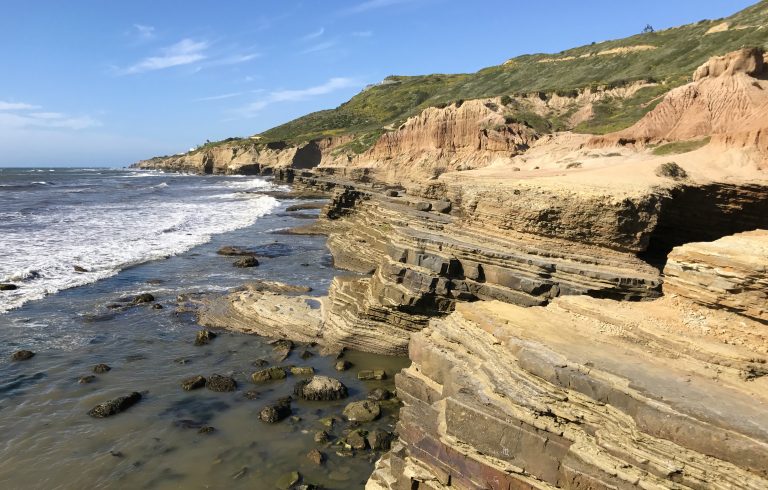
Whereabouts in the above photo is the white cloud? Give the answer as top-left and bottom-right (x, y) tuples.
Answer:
(236, 77), (360, 116)
(341, 0), (417, 15)
(122, 39), (208, 74)
(300, 40), (336, 54)
(133, 24), (156, 41)
(0, 101), (40, 111)
(300, 27), (325, 41)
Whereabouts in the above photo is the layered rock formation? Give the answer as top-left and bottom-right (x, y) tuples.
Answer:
(369, 232), (768, 489)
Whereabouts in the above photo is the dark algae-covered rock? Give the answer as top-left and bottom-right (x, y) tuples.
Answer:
(181, 375), (206, 391)
(130, 293), (155, 305)
(259, 397), (292, 423)
(294, 375), (348, 401)
(88, 392), (142, 418)
(233, 256), (259, 268)
(0, 283), (19, 291)
(251, 366), (286, 383)
(92, 363), (111, 374)
(205, 374), (237, 392)
(11, 350), (35, 361)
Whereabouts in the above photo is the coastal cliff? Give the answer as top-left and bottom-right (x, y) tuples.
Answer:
(139, 3), (768, 487)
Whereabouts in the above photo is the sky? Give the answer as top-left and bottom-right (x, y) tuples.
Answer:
(0, 0), (758, 167)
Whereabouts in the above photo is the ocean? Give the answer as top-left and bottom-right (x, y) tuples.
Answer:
(0, 167), (405, 489)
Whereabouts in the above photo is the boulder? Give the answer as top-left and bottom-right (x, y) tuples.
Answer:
(88, 392), (142, 417)
(73, 265), (88, 273)
(181, 375), (206, 391)
(294, 376), (348, 401)
(233, 256), (259, 268)
(0, 283), (18, 291)
(11, 350), (35, 361)
(205, 374), (237, 392)
(314, 430), (329, 443)
(344, 429), (369, 450)
(289, 366), (314, 376)
(259, 398), (292, 423)
(93, 363), (111, 374)
(367, 388), (392, 401)
(272, 339), (293, 361)
(131, 293), (155, 305)
(194, 329), (217, 346)
(343, 400), (381, 422)
(335, 360), (352, 371)
(251, 367), (287, 383)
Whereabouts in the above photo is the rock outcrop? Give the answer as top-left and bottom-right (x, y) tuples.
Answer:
(369, 232), (768, 488)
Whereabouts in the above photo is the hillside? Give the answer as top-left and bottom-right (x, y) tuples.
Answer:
(257, 1), (768, 146)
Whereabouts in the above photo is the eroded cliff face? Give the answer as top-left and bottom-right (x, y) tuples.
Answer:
(369, 232), (768, 489)
(591, 48), (768, 156)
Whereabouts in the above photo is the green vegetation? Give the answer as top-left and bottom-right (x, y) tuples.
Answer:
(651, 137), (712, 155)
(208, 2), (768, 153)
(655, 162), (689, 180)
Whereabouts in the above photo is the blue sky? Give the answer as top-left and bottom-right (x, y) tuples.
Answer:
(0, 0), (757, 166)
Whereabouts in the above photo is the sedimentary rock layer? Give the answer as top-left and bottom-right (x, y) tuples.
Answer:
(369, 293), (768, 489)
(664, 230), (768, 322)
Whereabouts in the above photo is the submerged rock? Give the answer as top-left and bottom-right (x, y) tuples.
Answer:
(11, 350), (35, 361)
(78, 375), (97, 384)
(306, 449), (325, 465)
(73, 265), (88, 273)
(294, 376), (348, 401)
(194, 329), (217, 346)
(251, 367), (286, 383)
(367, 429), (394, 450)
(198, 426), (215, 434)
(259, 398), (292, 423)
(233, 256), (259, 268)
(335, 360), (352, 371)
(93, 363), (111, 374)
(344, 429), (369, 450)
(206, 374), (237, 392)
(367, 388), (392, 401)
(131, 293), (155, 305)
(217, 246), (256, 256)
(289, 366), (314, 376)
(272, 339), (293, 361)
(275, 471), (301, 489)
(181, 375), (206, 391)
(0, 283), (19, 291)
(314, 430), (329, 443)
(358, 369), (387, 380)
(88, 392), (142, 418)
(343, 400), (381, 422)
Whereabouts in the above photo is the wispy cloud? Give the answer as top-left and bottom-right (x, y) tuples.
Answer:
(300, 41), (337, 54)
(122, 39), (209, 74)
(351, 30), (374, 37)
(0, 101), (40, 111)
(195, 92), (244, 102)
(209, 53), (261, 66)
(300, 27), (325, 41)
(133, 24), (156, 41)
(341, 0), (417, 15)
(0, 102), (99, 130)
(235, 77), (360, 117)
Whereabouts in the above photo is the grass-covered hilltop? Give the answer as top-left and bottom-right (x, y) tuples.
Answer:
(241, 1), (768, 148)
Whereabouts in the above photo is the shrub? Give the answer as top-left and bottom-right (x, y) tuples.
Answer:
(500, 95), (512, 105)
(655, 162), (688, 180)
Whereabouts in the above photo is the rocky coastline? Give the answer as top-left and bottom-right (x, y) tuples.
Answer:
(138, 48), (768, 489)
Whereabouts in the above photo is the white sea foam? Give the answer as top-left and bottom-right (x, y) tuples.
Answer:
(0, 177), (279, 313)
